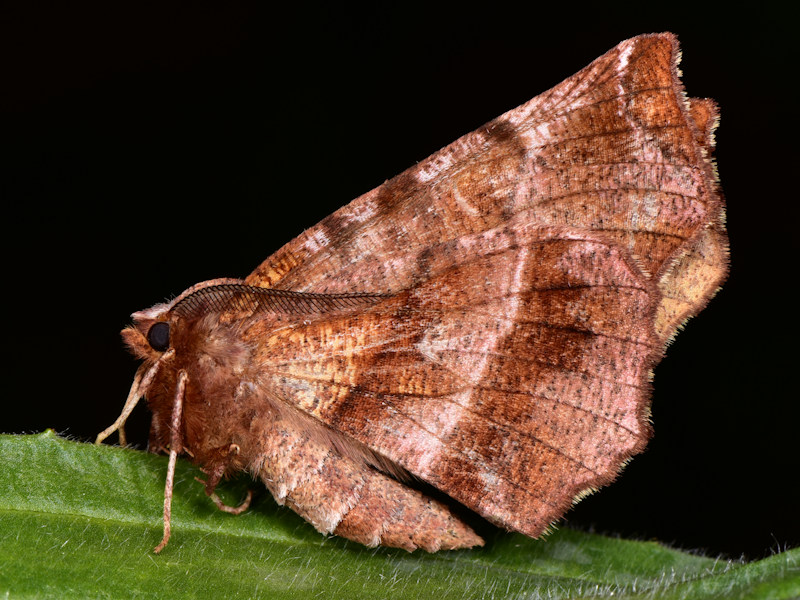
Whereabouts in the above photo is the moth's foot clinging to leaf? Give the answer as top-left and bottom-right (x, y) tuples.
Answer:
(194, 476), (254, 515)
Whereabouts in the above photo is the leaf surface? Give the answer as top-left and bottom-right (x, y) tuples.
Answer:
(0, 432), (797, 599)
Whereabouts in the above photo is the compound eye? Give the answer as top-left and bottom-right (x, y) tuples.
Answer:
(147, 322), (170, 351)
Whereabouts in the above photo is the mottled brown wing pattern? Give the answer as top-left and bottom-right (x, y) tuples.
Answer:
(247, 33), (721, 306)
(252, 223), (659, 537)
(655, 98), (728, 342)
(238, 32), (725, 537)
(247, 410), (482, 551)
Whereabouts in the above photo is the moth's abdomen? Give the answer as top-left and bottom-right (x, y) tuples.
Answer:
(249, 413), (482, 551)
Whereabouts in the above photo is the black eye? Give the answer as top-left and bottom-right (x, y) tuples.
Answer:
(147, 322), (170, 351)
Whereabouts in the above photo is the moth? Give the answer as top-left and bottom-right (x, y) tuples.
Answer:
(97, 32), (726, 553)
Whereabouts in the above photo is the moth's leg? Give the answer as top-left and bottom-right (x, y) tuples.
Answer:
(153, 369), (186, 554)
(96, 363), (150, 446)
(97, 351), (172, 447)
(250, 415), (483, 552)
(207, 488), (253, 515)
(196, 443), (253, 515)
(147, 417), (165, 455)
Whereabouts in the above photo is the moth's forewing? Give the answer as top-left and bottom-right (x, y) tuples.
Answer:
(236, 32), (725, 537)
(254, 224), (660, 537)
(246, 33), (725, 323)
(655, 98), (728, 341)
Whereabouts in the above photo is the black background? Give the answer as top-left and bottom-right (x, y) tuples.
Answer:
(4, 2), (797, 561)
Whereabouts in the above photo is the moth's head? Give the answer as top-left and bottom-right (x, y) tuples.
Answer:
(121, 277), (249, 363)
(121, 303), (171, 363)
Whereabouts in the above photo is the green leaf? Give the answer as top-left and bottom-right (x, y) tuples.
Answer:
(0, 432), (797, 599)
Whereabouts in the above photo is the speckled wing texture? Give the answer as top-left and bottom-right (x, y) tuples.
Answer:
(246, 32), (726, 346)
(250, 224), (659, 537)
(655, 97), (727, 342)
(242, 33), (726, 538)
(249, 408), (483, 550)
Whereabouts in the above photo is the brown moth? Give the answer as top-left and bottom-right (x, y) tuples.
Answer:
(97, 32), (726, 553)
